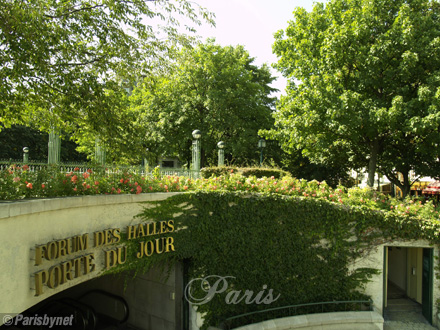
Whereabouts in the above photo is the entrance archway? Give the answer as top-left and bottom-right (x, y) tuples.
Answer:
(384, 246), (433, 324)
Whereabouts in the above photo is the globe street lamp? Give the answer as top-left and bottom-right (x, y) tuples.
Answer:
(258, 139), (266, 166)
(217, 141), (225, 167)
(23, 147), (29, 163)
(192, 130), (202, 175)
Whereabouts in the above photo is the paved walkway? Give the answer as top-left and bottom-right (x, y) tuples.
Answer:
(384, 298), (437, 330)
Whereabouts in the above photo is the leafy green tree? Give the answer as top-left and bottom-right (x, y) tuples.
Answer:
(128, 41), (277, 166)
(265, 0), (440, 197)
(0, 0), (213, 137)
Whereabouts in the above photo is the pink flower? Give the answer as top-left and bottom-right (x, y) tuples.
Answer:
(83, 172), (90, 179)
(136, 186), (142, 194)
(86, 184), (91, 189)
(13, 177), (20, 182)
(94, 181), (99, 186)
(117, 188), (121, 194)
(73, 187), (77, 191)
(26, 182), (33, 189)
(149, 186), (153, 191)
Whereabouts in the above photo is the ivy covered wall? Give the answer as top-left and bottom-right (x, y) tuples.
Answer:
(114, 191), (440, 328)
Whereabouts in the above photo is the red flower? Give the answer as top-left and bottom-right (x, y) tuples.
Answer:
(136, 186), (142, 194)
(41, 184), (45, 189)
(22, 165), (29, 171)
(83, 172), (90, 179)
(26, 182), (33, 189)
(71, 175), (78, 183)
(87, 169), (93, 173)
(74, 167), (80, 171)
(120, 178), (124, 183)
(94, 181), (99, 186)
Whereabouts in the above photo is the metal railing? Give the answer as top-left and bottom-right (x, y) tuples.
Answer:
(0, 159), (200, 178)
(221, 300), (373, 329)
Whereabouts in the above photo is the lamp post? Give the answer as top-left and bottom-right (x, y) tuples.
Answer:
(192, 130), (202, 175)
(23, 147), (29, 163)
(217, 141), (225, 167)
(258, 139), (266, 166)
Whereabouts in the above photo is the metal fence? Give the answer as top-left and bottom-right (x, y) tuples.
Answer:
(0, 159), (200, 179)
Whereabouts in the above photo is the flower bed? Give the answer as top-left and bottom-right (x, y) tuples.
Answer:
(0, 165), (438, 223)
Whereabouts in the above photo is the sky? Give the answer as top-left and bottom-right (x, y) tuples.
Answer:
(190, 0), (317, 96)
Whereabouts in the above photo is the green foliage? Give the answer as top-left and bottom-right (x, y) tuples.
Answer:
(119, 191), (440, 328)
(200, 166), (238, 178)
(0, 125), (87, 162)
(240, 167), (289, 179)
(265, 0), (440, 196)
(128, 40), (277, 166)
(0, 0), (213, 146)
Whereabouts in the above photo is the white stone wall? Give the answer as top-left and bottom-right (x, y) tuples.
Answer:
(0, 193), (181, 323)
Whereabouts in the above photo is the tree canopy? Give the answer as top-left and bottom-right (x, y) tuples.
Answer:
(0, 0), (213, 137)
(264, 0), (440, 196)
(127, 40), (277, 166)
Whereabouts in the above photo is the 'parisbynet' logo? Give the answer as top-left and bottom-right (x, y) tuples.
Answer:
(184, 275), (280, 305)
(2, 313), (74, 328)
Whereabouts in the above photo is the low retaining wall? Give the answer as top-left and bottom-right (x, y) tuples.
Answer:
(209, 311), (384, 330)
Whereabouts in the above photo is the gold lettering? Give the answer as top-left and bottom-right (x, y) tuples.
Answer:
(136, 241), (144, 258)
(167, 220), (174, 233)
(83, 254), (95, 274)
(165, 236), (175, 252)
(35, 245), (44, 266)
(46, 241), (58, 260)
(34, 270), (48, 296)
(105, 250), (116, 269)
(76, 234), (89, 251)
(160, 221), (166, 234)
(47, 265), (62, 289)
(58, 239), (67, 257)
(94, 231), (104, 247)
(144, 240), (154, 257)
(155, 237), (165, 254)
(72, 257), (82, 277)
(113, 228), (121, 243)
(137, 223), (145, 238)
(117, 246), (127, 264)
(127, 225), (136, 240)
(65, 237), (73, 254)
(104, 229), (113, 245)
(61, 261), (73, 283)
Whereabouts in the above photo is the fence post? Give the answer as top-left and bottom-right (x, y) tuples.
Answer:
(48, 129), (61, 164)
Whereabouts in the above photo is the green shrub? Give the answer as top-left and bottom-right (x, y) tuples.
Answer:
(200, 166), (238, 178)
(240, 167), (290, 179)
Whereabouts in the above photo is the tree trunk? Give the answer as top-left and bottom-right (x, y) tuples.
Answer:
(367, 140), (379, 188)
(385, 170), (411, 199)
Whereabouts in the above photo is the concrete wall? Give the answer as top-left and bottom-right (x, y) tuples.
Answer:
(208, 311), (384, 330)
(0, 193), (181, 326)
